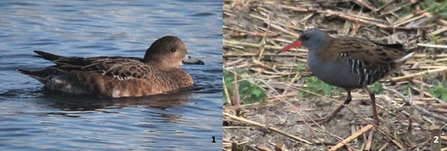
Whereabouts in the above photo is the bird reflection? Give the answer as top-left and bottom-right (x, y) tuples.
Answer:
(40, 88), (193, 111)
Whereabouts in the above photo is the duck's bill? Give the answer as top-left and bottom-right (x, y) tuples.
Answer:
(277, 41), (302, 54)
(183, 54), (205, 65)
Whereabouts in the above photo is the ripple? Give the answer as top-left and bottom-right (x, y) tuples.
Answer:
(191, 12), (216, 17)
(0, 0), (222, 150)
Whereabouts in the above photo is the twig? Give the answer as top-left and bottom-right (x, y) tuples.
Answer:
(383, 85), (447, 123)
(389, 67), (447, 82)
(223, 112), (313, 144)
(365, 127), (375, 151)
(329, 125), (374, 151)
(417, 43), (447, 49)
(224, 40), (308, 53)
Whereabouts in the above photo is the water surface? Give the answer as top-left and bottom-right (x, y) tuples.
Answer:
(0, 0), (222, 150)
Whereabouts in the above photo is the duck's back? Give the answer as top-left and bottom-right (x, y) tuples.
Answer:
(19, 51), (194, 98)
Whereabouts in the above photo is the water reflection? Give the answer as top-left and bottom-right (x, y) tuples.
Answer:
(44, 90), (194, 111)
(0, 0), (222, 150)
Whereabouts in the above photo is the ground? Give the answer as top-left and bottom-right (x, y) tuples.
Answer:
(223, 0), (447, 150)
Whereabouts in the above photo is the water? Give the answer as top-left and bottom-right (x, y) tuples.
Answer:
(0, 0), (222, 150)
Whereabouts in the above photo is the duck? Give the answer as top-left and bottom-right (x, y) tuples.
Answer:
(18, 36), (204, 98)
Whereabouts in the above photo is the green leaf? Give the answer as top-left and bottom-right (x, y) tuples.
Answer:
(223, 69), (268, 105)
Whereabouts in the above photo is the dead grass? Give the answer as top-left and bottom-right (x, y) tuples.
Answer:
(223, 0), (447, 150)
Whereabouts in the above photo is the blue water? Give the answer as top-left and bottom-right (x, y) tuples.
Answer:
(0, 0), (222, 150)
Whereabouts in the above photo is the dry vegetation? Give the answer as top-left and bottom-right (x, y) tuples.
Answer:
(223, 0), (447, 151)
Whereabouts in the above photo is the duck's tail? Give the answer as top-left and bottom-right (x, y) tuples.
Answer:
(33, 50), (62, 61)
(17, 69), (33, 75)
(17, 68), (64, 85)
(17, 69), (46, 83)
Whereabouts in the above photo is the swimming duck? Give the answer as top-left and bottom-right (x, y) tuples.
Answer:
(18, 36), (204, 98)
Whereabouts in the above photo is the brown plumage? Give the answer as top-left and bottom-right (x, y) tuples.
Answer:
(279, 28), (415, 125)
(18, 36), (204, 98)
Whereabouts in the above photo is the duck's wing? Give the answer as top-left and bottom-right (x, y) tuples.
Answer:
(33, 51), (151, 80)
(34, 51), (141, 70)
(100, 60), (152, 80)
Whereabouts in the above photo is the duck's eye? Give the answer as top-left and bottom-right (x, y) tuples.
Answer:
(170, 48), (176, 52)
